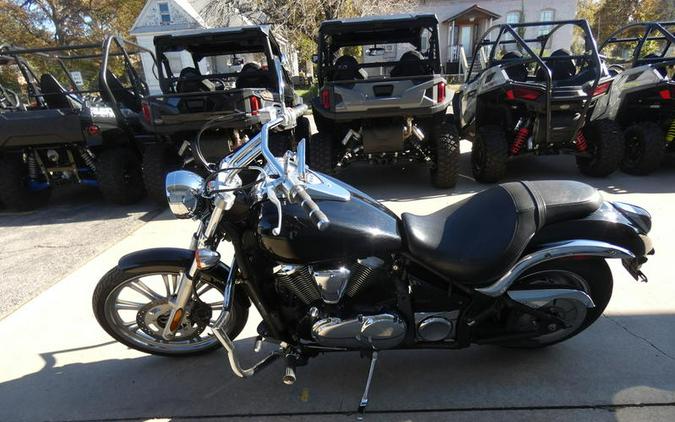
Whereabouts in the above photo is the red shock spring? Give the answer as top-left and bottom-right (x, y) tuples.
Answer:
(510, 127), (529, 155)
(576, 131), (588, 152)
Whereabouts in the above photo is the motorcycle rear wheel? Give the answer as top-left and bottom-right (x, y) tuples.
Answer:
(93, 265), (248, 357)
(501, 258), (613, 348)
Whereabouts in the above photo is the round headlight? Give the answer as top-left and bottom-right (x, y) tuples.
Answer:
(165, 170), (204, 219)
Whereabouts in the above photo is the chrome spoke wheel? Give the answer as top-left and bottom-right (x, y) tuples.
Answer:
(103, 272), (229, 354)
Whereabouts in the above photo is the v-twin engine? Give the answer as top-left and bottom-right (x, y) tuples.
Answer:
(311, 313), (406, 349)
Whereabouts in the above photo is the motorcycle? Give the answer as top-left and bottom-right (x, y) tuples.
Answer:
(93, 104), (654, 415)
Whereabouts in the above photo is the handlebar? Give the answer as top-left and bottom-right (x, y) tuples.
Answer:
(291, 185), (330, 231)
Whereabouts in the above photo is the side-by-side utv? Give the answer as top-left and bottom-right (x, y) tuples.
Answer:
(0, 37), (154, 210)
(309, 14), (458, 188)
(453, 19), (622, 182)
(140, 25), (310, 203)
(598, 21), (674, 175)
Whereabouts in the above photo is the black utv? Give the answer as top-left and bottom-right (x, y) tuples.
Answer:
(141, 25), (310, 203)
(309, 14), (458, 188)
(598, 21), (674, 175)
(0, 37), (154, 210)
(454, 19), (622, 182)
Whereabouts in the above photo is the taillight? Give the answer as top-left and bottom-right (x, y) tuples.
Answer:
(436, 82), (446, 103)
(592, 81), (612, 97)
(658, 88), (672, 100)
(141, 101), (151, 123)
(87, 124), (101, 136)
(249, 96), (260, 115)
(505, 87), (543, 101)
(320, 88), (331, 109)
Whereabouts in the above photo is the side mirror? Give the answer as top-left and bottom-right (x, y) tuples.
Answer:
(311, 54), (319, 64)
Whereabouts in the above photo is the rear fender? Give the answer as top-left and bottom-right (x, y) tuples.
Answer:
(117, 247), (250, 307)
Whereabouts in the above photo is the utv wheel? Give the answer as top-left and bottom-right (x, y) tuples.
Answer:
(143, 143), (181, 206)
(97, 147), (146, 205)
(295, 116), (312, 146)
(576, 119), (624, 177)
(472, 125), (508, 183)
(620, 122), (665, 175)
(429, 119), (459, 188)
(93, 265), (248, 356)
(269, 132), (293, 157)
(0, 153), (51, 211)
(308, 132), (335, 174)
(501, 258), (613, 349)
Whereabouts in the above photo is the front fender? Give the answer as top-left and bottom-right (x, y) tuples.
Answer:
(118, 247), (250, 307)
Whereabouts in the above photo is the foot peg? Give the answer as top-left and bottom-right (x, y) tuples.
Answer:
(357, 351), (379, 419)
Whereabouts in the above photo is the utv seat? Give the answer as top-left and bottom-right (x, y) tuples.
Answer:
(401, 180), (602, 284)
(500, 51), (528, 82)
(40, 73), (80, 109)
(390, 50), (429, 78)
(536, 49), (577, 82)
(176, 67), (215, 93)
(100, 70), (141, 113)
(332, 55), (367, 81)
(236, 62), (273, 89)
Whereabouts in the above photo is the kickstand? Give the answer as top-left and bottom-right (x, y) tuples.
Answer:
(357, 351), (379, 420)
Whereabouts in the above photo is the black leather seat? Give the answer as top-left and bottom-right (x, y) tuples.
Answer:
(236, 62), (273, 89)
(501, 51), (528, 82)
(390, 50), (429, 78)
(40, 73), (78, 109)
(100, 70), (141, 113)
(401, 181), (602, 284)
(332, 55), (367, 81)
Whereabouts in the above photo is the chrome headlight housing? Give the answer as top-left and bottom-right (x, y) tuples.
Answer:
(165, 170), (205, 219)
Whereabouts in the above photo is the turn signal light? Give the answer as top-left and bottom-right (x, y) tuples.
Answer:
(141, 101), (151, 123)
(249, 96), (260, 116)
(169, 308), (184, 331)
(195, 248), (221, 270)
(505, 87), (543, 101)
(436, 82), (446, 103)
(320, 88), (331, 109)
(87, 124), (101, 136)
(592, 81), (612, 97)
(658, 88), (672, 100)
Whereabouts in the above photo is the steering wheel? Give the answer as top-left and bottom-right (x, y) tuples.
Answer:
(207, 78), (228, 90)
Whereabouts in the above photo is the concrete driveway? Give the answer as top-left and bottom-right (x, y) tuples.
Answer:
(0, 143), (674, 421)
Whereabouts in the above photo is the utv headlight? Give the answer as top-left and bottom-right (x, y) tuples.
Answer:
(165, 170), (204, 219)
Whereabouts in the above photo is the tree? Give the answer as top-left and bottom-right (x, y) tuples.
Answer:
(578, 0), (675, 42)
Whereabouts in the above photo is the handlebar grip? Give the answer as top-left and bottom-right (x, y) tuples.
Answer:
(293, 187), (329, 231)
(291, 104), (308, 119)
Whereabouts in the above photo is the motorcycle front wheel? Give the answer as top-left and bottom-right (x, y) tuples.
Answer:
(93, 265), (248, 357)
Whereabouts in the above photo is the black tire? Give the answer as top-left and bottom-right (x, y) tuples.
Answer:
(93, 265), (249, 357)
(503, 258), (613, 349)
(429, 118), (459, 188)
(96, 147), (146, 205)
(471, 125), (508, 183)
(143, 143), (181, 206)
(269, 132), (293, 157)
(308, 131), (335, 174)
(0, 153), (51, 211)
(576, 119), (624, 177)
(620, 122), (666, 175)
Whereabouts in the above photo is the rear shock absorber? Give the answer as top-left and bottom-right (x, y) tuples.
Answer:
(575, 131), (588, 152)
(27, 151), (39, 180)
(510, 121), (530, 156)
(666, 119), (675, 143)
(79, 148), (97, 172)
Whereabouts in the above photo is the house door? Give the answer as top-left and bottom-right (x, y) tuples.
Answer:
(460, 25), (473, 56)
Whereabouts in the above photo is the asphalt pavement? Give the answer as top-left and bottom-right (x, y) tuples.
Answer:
(0, 143), (674, 421)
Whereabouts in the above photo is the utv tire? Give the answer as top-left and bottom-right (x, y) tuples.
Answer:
(93, 265), (249, 357)
(308, 132), (335, 174)
(472, 125), (508, 183)
(576, 119), (624, 177)
(97, 147), (146, 205)
(143, 143), (181, 206)
(430, 119), (459, 188)
(295, 115), (312, 146)
(620, 122), (665, 175)
(0, 153), (51, 211)
(269, 132), (293, 157)
(501, 258), (613, 349)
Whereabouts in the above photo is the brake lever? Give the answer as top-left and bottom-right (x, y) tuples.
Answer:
(266, 183), (283, 236)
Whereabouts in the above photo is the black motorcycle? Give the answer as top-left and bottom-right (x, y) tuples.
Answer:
(93, 104), (654, 414)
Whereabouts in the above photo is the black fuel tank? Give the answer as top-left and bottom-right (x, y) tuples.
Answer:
(257, 183), (401, 264)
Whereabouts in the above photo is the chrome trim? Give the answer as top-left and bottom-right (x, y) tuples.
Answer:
(476, 240), (635, 297)
(296, 139), (307, 181)
(508, 288), (596, 309)
(313, 267), (351, 303)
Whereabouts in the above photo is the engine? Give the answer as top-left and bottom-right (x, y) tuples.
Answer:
(273, 257), (407, 349)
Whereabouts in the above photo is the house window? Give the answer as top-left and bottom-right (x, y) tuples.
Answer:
(539, 9), (555, 36)
(159, 2), (171, 25)
(506, 11), (521, 25)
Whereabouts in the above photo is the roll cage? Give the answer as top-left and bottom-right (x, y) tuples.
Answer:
(315, 14), (442, 86)
(599, 21), (675, 69)
(467, 19), (605, 146)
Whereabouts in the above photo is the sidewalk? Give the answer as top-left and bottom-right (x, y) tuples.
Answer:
(1, 157), (675, 421)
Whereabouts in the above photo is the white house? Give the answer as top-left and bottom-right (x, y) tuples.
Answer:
(417, 0), (579, 70)
(129, 0), (299, 94)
